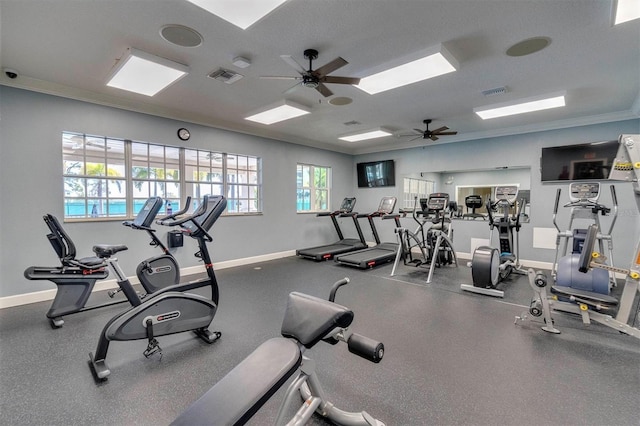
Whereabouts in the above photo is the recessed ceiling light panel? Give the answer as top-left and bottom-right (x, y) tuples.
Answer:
(356, 44), (458, 95)
(474, 91), (566, 120)
(245, 100), (310, 125)
(185, 0), (288, 30)
(339, 128), (393, 142)
(612, 0), (640, 25)
(106, 48), (189, 96)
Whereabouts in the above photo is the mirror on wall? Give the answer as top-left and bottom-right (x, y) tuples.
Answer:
(399, 167), (531, 221)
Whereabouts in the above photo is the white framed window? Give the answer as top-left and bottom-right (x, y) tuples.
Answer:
(403, 177), (435, 209)
(62, 132), (262, 220)
(297, 163), (330, 212)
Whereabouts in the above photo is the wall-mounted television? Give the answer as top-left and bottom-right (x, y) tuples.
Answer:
(540, 140), (619, 182)
(357, 159), (395, 188)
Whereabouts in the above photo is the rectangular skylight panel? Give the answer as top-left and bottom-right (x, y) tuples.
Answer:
(186, 0), (288, 29)
(245, 102), (310, 125)
(106, 48), (189, 96)
(613, 0), (640, 25)
(356, 45), (458, 95)
(339, 129), (393, 142)
(474, 92), (566, 120)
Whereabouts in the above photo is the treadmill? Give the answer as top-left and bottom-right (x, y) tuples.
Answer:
(334, 197), (401, 269)
(296, 197), (367, 261)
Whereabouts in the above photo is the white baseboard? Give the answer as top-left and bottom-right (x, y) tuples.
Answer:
(0, 250), (296, 310)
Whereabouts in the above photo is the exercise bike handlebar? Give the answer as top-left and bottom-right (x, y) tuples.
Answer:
(162, 196), (192, 222)
(156, 196), (215, 243)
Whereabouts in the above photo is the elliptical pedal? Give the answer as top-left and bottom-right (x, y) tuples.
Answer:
(194, 328), (222, 344)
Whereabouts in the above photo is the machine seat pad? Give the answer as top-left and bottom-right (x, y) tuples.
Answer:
(551, 285), (619, 306)
(75, 256), (106, 268)
(171, 337), (301, 426)
(281, 292), (354, 348)
(92, 244), (128, 258)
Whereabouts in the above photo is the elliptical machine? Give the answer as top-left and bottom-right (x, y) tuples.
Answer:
(391, 193), (457, 284)
(551, 182), (617, 294)
(461, 185), (526, 298)
(88, 195), (226, 382)
(516, 134), (640, 339)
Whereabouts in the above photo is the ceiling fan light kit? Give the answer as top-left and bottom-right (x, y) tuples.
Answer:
(260, 48), (361, 98)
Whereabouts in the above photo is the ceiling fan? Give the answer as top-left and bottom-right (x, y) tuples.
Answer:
(396, 119), (458, 142)
(260, 49), (360, 97)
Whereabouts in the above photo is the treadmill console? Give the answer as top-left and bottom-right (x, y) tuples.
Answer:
(494, 185), (518, 204)
(377, 197), (397, 214)
(338, 197), (356, 213)
(569, 182), (600, 203)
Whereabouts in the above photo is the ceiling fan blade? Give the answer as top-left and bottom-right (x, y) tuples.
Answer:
(283, 82), (302, 95)
(315, 82), (333, 97)
(260, 75), (301, 80)
(409, 136), (422, 142)
(280, 55), (307, 73)
(413, 128), (424, 133)
(430, 135), (439, 141)
(431, 126), (449, 134)
(322, 76), (361, 85)
(436, 131), (458, 136)
(313, 57), (348, 77)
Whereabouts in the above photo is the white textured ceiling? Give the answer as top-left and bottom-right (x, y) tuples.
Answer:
(1, 0), (639, 154)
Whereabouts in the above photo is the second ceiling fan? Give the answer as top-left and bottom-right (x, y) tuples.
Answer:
(397, 119), (458, 142)
(261, 49), (360, 97)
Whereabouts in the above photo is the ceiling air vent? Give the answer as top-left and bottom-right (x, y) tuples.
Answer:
(208, 68), (243, 84)
(481, 86), (508, 97)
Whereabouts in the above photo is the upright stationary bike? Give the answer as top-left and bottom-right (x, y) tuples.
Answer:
(88, 195), (226, 382)
(461, 185), (526, 298)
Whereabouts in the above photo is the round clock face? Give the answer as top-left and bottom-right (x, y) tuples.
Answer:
(178, 128), (190, 141)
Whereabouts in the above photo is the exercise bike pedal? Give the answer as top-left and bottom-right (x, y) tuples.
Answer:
(143, 338), (163, 359)
(194, 328), (221, 344)
(88, 352), (110, 382)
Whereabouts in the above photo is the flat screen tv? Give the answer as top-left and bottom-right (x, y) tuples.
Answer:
(540, 140), (619, 182)
(357, 160), (395, 188)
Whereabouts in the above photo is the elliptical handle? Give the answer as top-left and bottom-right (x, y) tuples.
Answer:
(606, 185), (619, 236)
(578, 224), (599, 273)
(329, 277), (350, 302)
(553, 188), (561, 214)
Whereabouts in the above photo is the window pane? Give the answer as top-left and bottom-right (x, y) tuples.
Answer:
(108, 179), (126, 197)
(64, 177), (85, 197)
(86, 159), (106, 176)
(88, 199), (107, 217)
(107, 199), (127, 216)
(86, 178), (108, 197)
(64, 198), (86, 218)
(133, 180), (150, 198)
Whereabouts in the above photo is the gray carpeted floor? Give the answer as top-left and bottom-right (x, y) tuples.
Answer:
(1, 256), (639, 425)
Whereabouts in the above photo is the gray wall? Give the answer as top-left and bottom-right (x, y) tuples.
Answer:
(0, 86), (353, 298)
(1, 85), (638, 299)
(353, 120), (640, 265)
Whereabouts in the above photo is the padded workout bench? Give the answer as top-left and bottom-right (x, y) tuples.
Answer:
(172, 289), (384, 426)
